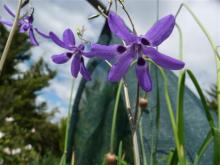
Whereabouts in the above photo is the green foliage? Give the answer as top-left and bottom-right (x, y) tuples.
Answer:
(207, 85), (218, 112)
(0, 24), (61, 164)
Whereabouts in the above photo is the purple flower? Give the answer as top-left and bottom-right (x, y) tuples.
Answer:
(88, 11), (185, 92)
(0, 4), (49, 46)
(50, 28), (91, 80)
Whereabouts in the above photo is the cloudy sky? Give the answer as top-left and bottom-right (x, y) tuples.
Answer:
(0, 0), (220, 121)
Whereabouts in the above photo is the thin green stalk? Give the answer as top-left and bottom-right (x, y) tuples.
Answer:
(150, 69), (161, 165)
(117, 0), (137, 34)
(193, 130), (213, 165)
(175, 23), (183, 61)
(0, 0), (23, 75)
(104, 60), (140, 164)
(145, 59), (185, 164)
(60, 79), (75, 165)
(59, 154), (65, 165)
(159, 69), (184, 164)
(117, 141), (123, 165)
(139, 119), (148, 165)
(134, 84), (140, 125)
(175, 2), (220, 128)
(110, 80), (123, 153)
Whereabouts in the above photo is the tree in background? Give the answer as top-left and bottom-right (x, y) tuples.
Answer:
(206, 85), (218, 112)
(0, 25), (61, 164)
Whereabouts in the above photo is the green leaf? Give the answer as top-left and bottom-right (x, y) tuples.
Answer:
(186, 70), (215, 128)
(193, 130), (213, 165)
(213, 128), (220, 165)
(176, 71), (186, 147)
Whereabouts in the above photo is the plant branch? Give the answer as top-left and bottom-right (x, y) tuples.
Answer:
(117, 0), (137, 34)
(0, 0), (23, 76)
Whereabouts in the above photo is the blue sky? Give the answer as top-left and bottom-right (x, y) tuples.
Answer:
(0, 0), (220, 121)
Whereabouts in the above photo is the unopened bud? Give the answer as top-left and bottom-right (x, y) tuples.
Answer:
(139, 97), (148, 109)
(105, 153), (116, 165)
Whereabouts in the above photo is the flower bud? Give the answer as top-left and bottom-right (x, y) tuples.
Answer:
(139, 97), (148, 109)
(105, 153), (116, 165)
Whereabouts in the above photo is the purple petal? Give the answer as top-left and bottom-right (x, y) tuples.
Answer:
(144, 15), (175, 46)
(4, 4), (15, 17)
(0, 19), (13, 26)
(49, 32), (66, 48)
(63, 28), (75, 48)
(80, 58), (91, 81)
(108, 11), (137, 44)
(136, 59), (152, 92)
(51, 52), (71, 64)
(108, 49), (134, 81)
(29, 28), (39, 46)
(71, 54), (81, 78)
(143, 47), (185, 70)
(85, 44), (126, 60)
(34, 28), (50, 39)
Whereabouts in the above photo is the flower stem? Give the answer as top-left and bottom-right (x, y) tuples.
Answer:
(117, 0), (137, 34)
(143, 58), (185, 164)
(175, 23), (183, 61)
(110, 80), (123, 153)
(175, 3), (220, 129)
(139, 119), (148, 165)
(121, 80), (140, 165)
(59, 79), (75, 165)
(0, 0), (23, 76)
(134, 83), (140, 126)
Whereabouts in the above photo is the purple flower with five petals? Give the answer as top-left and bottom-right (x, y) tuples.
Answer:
(49, 28), (91, 80)
(88, 11), (185, 92)
(0, 4), (49, 46)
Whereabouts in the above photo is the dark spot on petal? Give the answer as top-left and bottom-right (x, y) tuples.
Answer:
(141, 38), (150, 46)
(66, 52), (73, 58)
(137, 57), (145, 66)
(80, 56), (84, 62)
(117, 45), (126, 54)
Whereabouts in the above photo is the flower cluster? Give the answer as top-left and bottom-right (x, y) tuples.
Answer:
(87, 11), (185, 91)
(0, 4), (185, 92)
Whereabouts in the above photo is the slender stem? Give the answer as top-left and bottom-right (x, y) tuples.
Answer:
(133, 131), (141, 165)
(107, 0), (113, 12)
(175, 23), (183, 61)
(117, 0), (137, 34)
(122, 81), (134, 130)
(115, 0), (118, 13)
(64, 80), (75, 154)
(134, 83), (140, 125)
(59, 79), (75, 165)
(110, 80), (123, 153)
(146, 59), (185, 164)
(175, 2), (220, 128)
(97, 6), (108, 18)
(139, 119), (148, 165)
(0, 0), (23, 76)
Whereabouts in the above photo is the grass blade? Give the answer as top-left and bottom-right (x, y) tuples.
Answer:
(186, 70), (215, 128)
(213, 128), (220, 165)
(193, 130), (213, 165)
(176, 71), (186, 149)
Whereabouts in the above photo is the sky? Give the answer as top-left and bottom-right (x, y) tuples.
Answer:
(0, 0), (220, 122)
